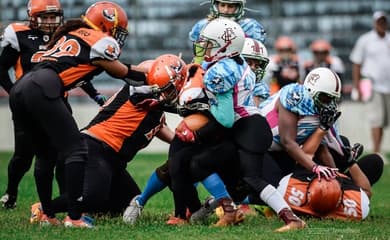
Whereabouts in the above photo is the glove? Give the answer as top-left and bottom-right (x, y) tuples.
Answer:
(94, 94), (107, 106)
(319, 105), (341, 131)
(136, 98), (160, 110)
(345, 143), (364, 167)
(175, 121), (197, 143)
(312, 164), (338, 181)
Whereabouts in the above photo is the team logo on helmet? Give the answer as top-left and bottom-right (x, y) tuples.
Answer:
(221, 28), (237, 43)
(103, 8), (116, 22)
(306, 73), (320, 86)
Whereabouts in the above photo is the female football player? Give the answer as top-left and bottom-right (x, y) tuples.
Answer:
(9, 1), (147, 228)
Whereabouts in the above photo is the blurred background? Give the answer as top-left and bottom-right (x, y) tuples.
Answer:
(0, 0), (389, 151)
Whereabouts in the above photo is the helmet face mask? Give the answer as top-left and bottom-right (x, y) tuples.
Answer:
(147, 54), (187, 104)
(27, 0), (63, 34)
(242, 38), (269, 82)
(303, 67), (342, 111)
(82, 1), (129, 47)
(210, 0), (246, 21)
(195, 18), (245, 63)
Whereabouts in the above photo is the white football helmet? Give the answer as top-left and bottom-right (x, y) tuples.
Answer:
(194, 18), (245, 63)
(303, 67), (342, 109)
(210, 0), (246, 21)
(241, 38), (269, 81)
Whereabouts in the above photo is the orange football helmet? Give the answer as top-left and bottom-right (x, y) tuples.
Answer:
(27, 0), (63, 34)
(82, 1), (129, 47)
(307, 177), (342, 214)
(147, 54), (187, 103)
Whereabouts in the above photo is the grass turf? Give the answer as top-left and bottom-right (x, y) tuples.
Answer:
(0, 151), (389, 240)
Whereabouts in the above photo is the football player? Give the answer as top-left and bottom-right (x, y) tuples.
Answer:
(10, 1), (146, 228)
(0, 0), (106, 209)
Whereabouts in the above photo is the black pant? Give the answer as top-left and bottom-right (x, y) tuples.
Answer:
(9, 68), (86, 219)
(51, 135), (141, 215)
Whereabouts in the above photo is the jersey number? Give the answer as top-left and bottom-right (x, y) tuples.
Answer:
(343, 199), (358, 217)
(31, 36), (81, 62)
(287, 187), (305, 206)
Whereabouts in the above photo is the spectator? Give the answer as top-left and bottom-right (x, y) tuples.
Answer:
(304, 39), (345, 84)
(267, 36), (301, 95)
(349, 11), (390, 164)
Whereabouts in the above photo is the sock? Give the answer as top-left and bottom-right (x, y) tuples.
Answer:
(201, 173), (230, 200)
(138, 171), (166, 206)
(259, 184), (289, 214)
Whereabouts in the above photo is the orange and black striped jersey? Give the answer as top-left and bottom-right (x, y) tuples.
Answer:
(1, 22), (51, 80)
(36, 27), (121, 91)
(277, 171), (370, 220)
(83, 84), (166, 161)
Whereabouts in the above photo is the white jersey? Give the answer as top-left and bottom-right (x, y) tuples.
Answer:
(350, 30), (390, 93)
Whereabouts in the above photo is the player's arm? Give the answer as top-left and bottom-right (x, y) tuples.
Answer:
(92, 59), (147, 83)
(278, 101), (315, 171)
(351, 63), (362, 101)
(156, 124), (175, 144)
(349, 163), (372, 198)
(0, 45), (19, 93)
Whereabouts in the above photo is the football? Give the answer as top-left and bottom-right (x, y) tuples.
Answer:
(182, 113), (209, 131)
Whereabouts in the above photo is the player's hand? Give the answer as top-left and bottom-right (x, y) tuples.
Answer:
(319, 105), (341, 131)
(136, 98), (160, 111)
(94, 94), (107, 106)
(344, 143), (364, 167)
(175, 121), (196, 143)
(312, 164), (338, 181)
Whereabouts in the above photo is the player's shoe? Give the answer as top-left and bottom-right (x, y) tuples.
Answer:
(30, 202), (43, 224)
(63, 215), (94, 228)
(214, 198), (245, 227)
(40, 214), (61, 227)
(190, 196), (217, 223)
(123, 195), (143, 224)
(274, 208), (306, 232)
(0, 193), (17, 209)
(166, 216), (188, 225)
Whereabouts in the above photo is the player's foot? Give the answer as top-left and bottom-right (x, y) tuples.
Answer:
(40, 214), (61, 227)
(214, 198), (245, 227)
(274, 208), (306, 232)
(30, 202), (43, 224)
(166, 216), (188, 225)
(190, 196), (217, 223)
(123, 195), (143, 224)
(0, 193), (17, 209)
(63, 215), (94, 228)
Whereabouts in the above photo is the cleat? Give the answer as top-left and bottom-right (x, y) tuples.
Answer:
(0, 193), (17, 209)
(63, 215), (94, 228)
(30, 202), (43, 224)
(274, 208), (306, 232)
(214, 198), (245, 227)
(190, 196), (217, 223)
(40, 214), (61, 227)
(123, 195), (143, 224)
(166, 216), (188, 225)
(254, 205), (275, 218)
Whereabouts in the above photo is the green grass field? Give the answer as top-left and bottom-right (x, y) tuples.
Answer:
(0, 151), (390, 240)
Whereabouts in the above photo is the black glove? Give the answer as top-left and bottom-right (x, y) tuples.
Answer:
(345, 143), (364, 167)
(319, 105), (341, 130)
(94, 94), (107, 106)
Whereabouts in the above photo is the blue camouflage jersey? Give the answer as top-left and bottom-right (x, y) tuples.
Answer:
(189, 18), (266, 43)
(203, 57), (260, 123)
(253, 81), (270, 102)
(259, 83), (345, 154)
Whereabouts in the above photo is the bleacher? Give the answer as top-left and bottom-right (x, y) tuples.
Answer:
(1, 0), (389, 98)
